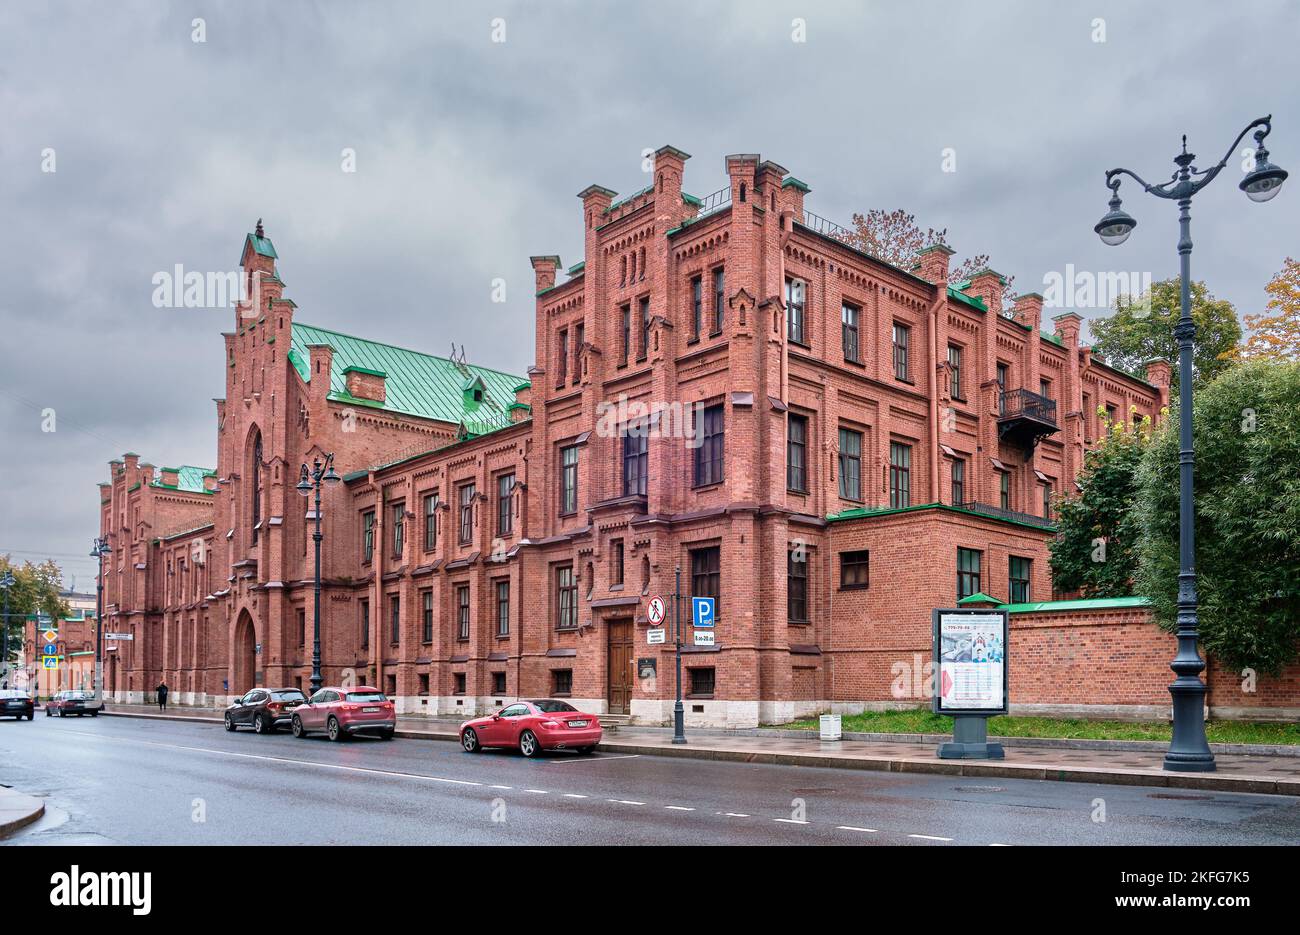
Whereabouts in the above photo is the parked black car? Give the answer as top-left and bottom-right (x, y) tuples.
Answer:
(0, 689), (35, 720)
(45, 690), (102, 717)
(224, 687), (307, 734)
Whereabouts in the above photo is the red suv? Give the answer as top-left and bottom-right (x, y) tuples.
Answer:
(290, 686), (395, 741)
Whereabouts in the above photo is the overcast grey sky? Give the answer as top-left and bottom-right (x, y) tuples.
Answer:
(2, 0), (1296, 585)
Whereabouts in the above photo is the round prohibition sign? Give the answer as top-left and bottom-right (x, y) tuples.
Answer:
(647, 597), (666, 624)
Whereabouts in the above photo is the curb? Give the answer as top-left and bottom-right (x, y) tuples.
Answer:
(0, 788), (46, 837)
(97, 709), (1299, 795)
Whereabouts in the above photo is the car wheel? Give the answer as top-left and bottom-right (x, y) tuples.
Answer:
(253, 713), (270, 735)
(291, 715), (306, 738)
(462, 728), (480, 753)
(58, 708), (66, 718)
(327, 717), (344, 742)
(519, 729), (540, 758)
(90, 711), (98, 717)
(379, 730), (394, 741)
(224, 712), (236, 732)
(45, 708), (51, 717)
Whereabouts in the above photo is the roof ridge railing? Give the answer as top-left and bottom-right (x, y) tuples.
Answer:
(801, 209), (853, 241)
(695, 185), (731, 218)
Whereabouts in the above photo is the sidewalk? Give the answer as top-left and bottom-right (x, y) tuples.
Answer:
(0, 786), (45, 837)
(99, 703), (1300, 796)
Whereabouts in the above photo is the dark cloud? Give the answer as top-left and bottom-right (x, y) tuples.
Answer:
(2, 0), (1297, 577)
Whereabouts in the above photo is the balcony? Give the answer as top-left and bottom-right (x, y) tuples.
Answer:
(957, 500), (1055, 530)
(998, 388), (1058, 450)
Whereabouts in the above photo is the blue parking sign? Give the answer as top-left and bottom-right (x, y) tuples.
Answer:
(692, 597), (715, 627)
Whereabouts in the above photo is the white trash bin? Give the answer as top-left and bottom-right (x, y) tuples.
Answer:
(819, 713), (842, 741)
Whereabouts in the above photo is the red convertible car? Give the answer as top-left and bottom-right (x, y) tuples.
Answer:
(460, 699), (602, 757)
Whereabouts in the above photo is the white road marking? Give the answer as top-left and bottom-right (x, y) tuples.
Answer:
(723, 812), (750, 818)
(562, 793), (588, 799)
(773, 818), (808, 824)
(908, 833), (953, 842)
(549, 754), (641, 764)
(664, 805), (695, 811)
(837, 825), (878, 833)
(608, 799), (645, 806)
(990, 843), (1012, 846)
(524, 789), (548, 794)
(489, 785), (512, 790)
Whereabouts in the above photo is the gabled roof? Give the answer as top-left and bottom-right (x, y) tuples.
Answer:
(289, 322), (527, 424)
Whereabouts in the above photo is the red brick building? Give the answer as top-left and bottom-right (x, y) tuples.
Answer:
(98, 149), (1182, 726)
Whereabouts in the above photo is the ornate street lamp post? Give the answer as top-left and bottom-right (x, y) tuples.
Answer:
(1096, 116), (1286, 772)
(297, 453), (341, 694)
(90, 536), (112, 704)
(0, 569), (15, 689)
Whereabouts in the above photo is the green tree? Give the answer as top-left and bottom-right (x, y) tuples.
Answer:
(1090, 278), (1241, 393)
(1, 557), (69, 677)
(1048, 410), (1153, 598)
(1135, 360), (1300, 674)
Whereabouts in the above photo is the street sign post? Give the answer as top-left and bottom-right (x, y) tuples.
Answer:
(691, 597), (715, 627)
(932, 607), (1008, 759)
(693, 630), (715, 647)
(647, 597), (666, 626)
(647, 628), (665, 644)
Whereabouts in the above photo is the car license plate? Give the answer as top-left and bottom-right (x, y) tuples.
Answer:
(363, 706), (380, 712)
(568, 719), (588, 728)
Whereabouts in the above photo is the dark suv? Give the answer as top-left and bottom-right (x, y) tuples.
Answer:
(224, 687), (308, 734)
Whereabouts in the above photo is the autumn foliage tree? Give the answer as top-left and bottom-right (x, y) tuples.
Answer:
(1237, 257), (1300, 363)
(0, 557), (69, 677)
(841, 209), (1014, 303)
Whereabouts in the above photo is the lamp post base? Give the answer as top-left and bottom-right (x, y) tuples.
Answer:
(936, 715), (1005, 759)
(671, 702), (686, 744)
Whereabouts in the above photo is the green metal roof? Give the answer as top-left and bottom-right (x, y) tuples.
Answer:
(957, 592), (1001, 606)
(151, 465), (215, 494)
(947, 285), (987, 312)
(242, 232), (277, 262)
(998, 596), (1151, 614)
(289, 322), (526, 424)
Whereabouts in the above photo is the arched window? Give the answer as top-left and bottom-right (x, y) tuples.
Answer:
(739, 182), (747, 203)
(641, 555), (651, 595)
(250, 430), (264, 544)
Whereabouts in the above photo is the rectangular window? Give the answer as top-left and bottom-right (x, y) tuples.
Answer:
(786, 278), (806, 344)
(787, 414), (808, 492)
(840, 550), (869, 589)
(957, 548), (982, 599)
(837, 428), (862, 501)
(948, 344), (963, 399)
(391, 502), (404, 558)
(389, 595), (400, 645)
(690, 547), (720, 617)
(889, 442), (912, 508)
(556, 327), (568, 387)
(457, 585), (470, 640)
(952, 458), (966, 506)
(1009, 556), (1032, 604)
(620, 303), (631, 365)
(423, 492), (438, 551)
(693, 403), (725, 487)
(712, 267), (725, 333)
(1042, 483), (1053, 519)
(421, 589), (433, 643)
(622, 425), (648, 496)
(454, 672), (466, 695)
(1040, 377), (1052, 400)
(362, 510), (375, 563)
(1000, 471), (1010, 509)
(556, 565), (577, 630)
(497, 472), (514, 537)
(297, 608), (305, 648)
(842, 301), (860, 362)
(360, 599), (369, 650)
(458, 484), (475, 545)
(997, 363), (1009, 414)
(611, 538), (624, 586)
(638, 296), (651, 360)
(893, 323), (910, 381)
(559, 444), (578, 515)
(691, 275), (702, 339)
(419, 673), (430, 695)
(688, 667), (715, 697)
(552, 669), (573, 696)
(787, 548), (808, 623)
(573, 323), (584, 384)
(495, 580), (510, 637)
(1082, 392), (1094, 442)
(492, 672), (507, 695)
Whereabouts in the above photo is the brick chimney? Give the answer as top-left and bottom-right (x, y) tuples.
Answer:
(1144, 358), (1172, 410)
(529, 255), (561, 295)
(653, 145), (691, 230)
(1052, 312), (1083, 347)
(780, 175), (809, 219)
(966, 268), (1007, 315)
(343, 366), (386, 403)
(160, 468), (180, 487)
(1012, 292), (1044, 331)
(916, 244), (955, 285)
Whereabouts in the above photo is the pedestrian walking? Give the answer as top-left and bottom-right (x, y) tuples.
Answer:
(156, 681), (168, 711)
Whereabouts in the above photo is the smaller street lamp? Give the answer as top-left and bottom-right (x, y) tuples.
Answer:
(298, 454), (341, 694)
(91, 537), (112, 704)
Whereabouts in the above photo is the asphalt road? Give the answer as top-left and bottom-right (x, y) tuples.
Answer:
(2, 715), (1299, 845)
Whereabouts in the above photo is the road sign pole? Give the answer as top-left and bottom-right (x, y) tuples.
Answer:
(672, 565), (685, 745)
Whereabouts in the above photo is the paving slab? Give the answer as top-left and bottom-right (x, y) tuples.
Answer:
(0, 787), (45, 837)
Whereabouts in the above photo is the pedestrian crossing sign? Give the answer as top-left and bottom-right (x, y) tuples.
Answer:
(42, 655), (59, 669)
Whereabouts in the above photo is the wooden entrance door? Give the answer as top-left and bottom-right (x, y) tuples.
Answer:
(606, 618), (634, 715)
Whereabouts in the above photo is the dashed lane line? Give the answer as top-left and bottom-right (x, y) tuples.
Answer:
(837, 825), (878, 833)
(908, 833), (954, 842)
(664, 806), (695, 811)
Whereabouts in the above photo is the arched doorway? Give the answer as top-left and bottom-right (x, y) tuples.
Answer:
(233, 611), (257, 693)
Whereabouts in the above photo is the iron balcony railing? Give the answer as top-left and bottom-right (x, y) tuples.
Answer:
(801, 209), (854, 241)
(957, 501), (1055, 529)
(999, 388), (1057, 427)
